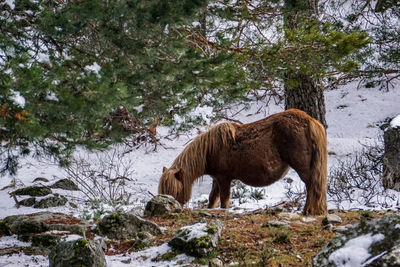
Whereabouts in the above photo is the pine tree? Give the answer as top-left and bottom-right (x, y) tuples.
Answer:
(207, 0), (369, 128)
(0, 0), (250, 175)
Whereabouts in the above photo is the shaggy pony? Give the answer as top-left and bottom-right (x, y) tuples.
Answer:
(158, 109), (327, 215)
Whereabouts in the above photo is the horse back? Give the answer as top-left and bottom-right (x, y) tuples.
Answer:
(206, 109), (316, 186)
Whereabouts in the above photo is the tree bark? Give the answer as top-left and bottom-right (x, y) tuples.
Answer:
(284, 74), (327, 128)
(283, 0), (327, 128)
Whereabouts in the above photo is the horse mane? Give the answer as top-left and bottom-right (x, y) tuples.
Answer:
(171, 122), (237, 203)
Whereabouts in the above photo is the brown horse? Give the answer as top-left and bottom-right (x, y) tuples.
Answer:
(158, 109), (327, 215)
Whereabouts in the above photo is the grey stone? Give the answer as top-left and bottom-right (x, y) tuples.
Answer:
(49, 238), (106, 267)
(50, 179), (79, 191)
(12, 186), (52, 197)
(325, 214), (343, 224)
(32, 233), (62, 248)
(209, 258), (224, 267)
(262, 220), (291, 228)
(96, 212), (161, 241)
(33, 194), (68, 208)
(168, 220), (222, 257)
(144, 194), (182, 216)
(277, 212), (300, 221)
(33, 177), (50, 183)
(19, 197), (37, 207)
(2, 212), (89, 236)
(313, 213), (400, 267)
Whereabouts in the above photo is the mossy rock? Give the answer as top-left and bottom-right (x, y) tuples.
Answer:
(32, 177), (50, 183)
(32, 233), (62, 247)
(19, 197), (37, 207)
(168, 220), (222, 257)
(144, 194), (182, 216)
(313, 213), (400, 266)
(96, 211), (161, 240)
(33, 194), (68, 208)
(2, 212), (89, 236)
(49, 238), (106, 267)
(50, 179), (79, 191)
(12, 186), (52, 197)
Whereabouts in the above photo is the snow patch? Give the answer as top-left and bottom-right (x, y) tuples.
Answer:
(390, 115), (400, 128)
(328, 233), (385, 267)
(9, 90), (25, 108)
(4, 0), (15, 9)
(180, 222), (208, 240)
(0, 235), (31, 249)
(84, 62), (101, 74)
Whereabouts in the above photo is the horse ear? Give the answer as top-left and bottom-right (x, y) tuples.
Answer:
(162, 166), (167, 173)
(174, 168), (184, 181)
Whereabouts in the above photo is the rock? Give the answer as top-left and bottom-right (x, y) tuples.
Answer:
(277, 212), (300, 221)
(96, 212), (162, 241)
(144, 194), (182, 216)
(313, 213), (400, 267)
(49, 238), (106, 267)
(301, 217), (317, 223)
(333, 224), (353, 234)
(209, 258), (224, 267)
(2, 212), (89, 236)
(19, 197), (37, 207)
(50, 179), (79, 191)
(262, 220), (291, 228)
(32, 233), (62, 247)
(323, 214), (343, 225)
(382, 120), (400, 191)
(33, 194), (68, 208)
(33, 177), (50, 183)
(168, 220), (222, 257)
(12, 186), (52, 197)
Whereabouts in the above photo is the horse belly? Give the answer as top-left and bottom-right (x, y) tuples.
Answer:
(229, 147), (289, 187)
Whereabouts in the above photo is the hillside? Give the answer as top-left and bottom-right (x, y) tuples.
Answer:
(0, 82), (399, 266)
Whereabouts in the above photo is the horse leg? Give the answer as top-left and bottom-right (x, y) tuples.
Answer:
(218, 179), (232, 209)
(208, 179), (220, 209)
(295, 169), (327, 215)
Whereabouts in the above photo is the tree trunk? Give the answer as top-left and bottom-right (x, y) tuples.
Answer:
(283, 0), (327, 128)
(284, 74), (327, 128)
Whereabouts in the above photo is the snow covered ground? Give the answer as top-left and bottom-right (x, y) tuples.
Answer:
(0, 82), (399, 266)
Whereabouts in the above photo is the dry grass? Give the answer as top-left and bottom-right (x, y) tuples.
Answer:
(146, 209), (389, 266)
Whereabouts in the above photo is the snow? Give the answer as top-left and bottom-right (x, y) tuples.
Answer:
(0, 235), (31, 249)
(9, 90), (25, 108)
(390, 115), (400, 128)
(179, 222), (208, 240)
(4, 0), (15, 9)
(107, 243), (195, 267)
(84, 62), (101, 74)
(0, 81), (399, 265)
(328, 233), (385, 267)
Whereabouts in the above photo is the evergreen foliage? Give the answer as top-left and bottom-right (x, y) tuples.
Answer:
(0, 0), (249, 175)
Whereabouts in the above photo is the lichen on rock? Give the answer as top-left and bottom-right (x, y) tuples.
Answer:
(168, 220), (222, 257)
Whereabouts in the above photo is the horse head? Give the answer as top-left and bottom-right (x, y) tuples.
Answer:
(158, 166), (185, 205)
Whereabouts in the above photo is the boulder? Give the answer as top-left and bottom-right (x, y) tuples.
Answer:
(323, 214), (343, 225)
(2, 212), (89, 236)
(50, 179), (79, 191)
(49, 238), (106, 267)
(313, 213), (400, 266)
(382, 117), (400, 191)
(33, 194), (68, 208)
(96, 212), (162, 241)
(12, 186), (52, 197)
(168, 220), (222, 257)
(144, 194), (182, 216)
(32, 177), (50, 183)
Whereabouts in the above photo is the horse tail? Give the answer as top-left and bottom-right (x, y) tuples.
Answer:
(307, 118), (328, 215)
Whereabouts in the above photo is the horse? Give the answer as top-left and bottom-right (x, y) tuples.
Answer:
(158, 109), (327, 215)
